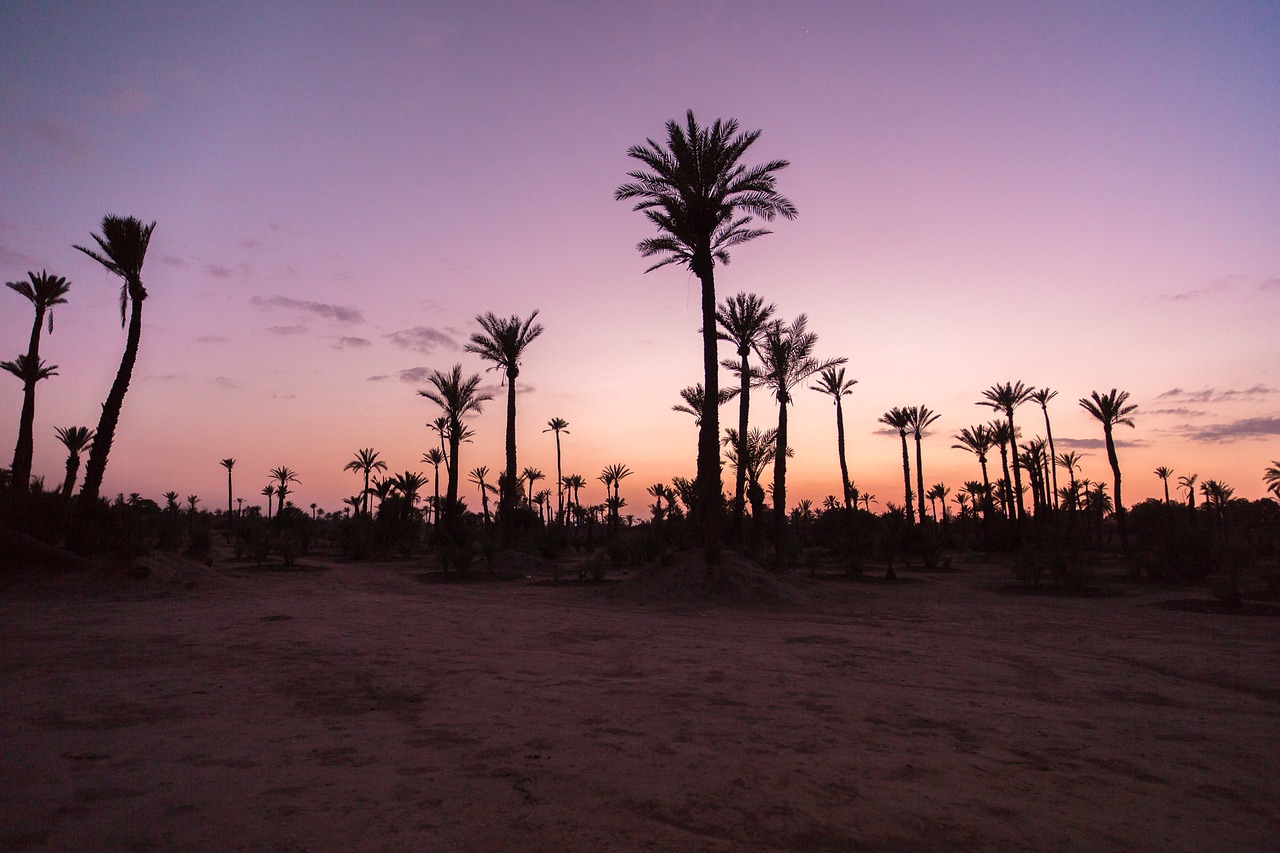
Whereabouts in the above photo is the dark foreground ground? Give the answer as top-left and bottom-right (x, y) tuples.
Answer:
(1, 550), (1276, 852)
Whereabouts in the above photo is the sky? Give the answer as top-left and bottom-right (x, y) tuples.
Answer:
(2, 1), (1278, 517)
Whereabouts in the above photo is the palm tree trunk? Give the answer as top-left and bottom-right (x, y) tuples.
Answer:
(773, 398), (789, 572)
(1043, 408), (1059, 509)
(9, 307), (47, 494)
(1105, 427), (1128, 554)
(504, 370), (518, 517)
(695, 259), (722, 564)
(554, 434), (563, 523)
(997, 443), (1012, 519)
(76, 289), (143, 521)
(835, 399), (851, 510)
(61, 455), (79, 505)
(898, 432), (914, 524)
(1008, 412), (1025, 522)
(914, 434), (927, 523)
(733, 348), (751, 538)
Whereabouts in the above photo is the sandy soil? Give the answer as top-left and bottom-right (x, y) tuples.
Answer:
(1, 550), (1276, 852)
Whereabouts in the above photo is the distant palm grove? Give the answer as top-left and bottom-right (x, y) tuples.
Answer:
(3, 113), (1278, 604)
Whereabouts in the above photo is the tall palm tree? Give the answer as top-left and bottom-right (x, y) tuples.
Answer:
(522, 467), (545, 507)
(468, 466), (494, 525)
(562, 474), (586, 521)
(754, 315), (845, 571)
(464, 311), (544, 519)
(1265, 462), (1280, 501)
(1178, 473), (1199, 512)
(810, 366), (858, 509)
(220, 458), (236, 518)
(1154, 466), (1174, 505)
(543, 417), (570, 521)
(905, 405), (941, 524)
(879, 407), (916, 525)
(987, 419), (1017, 519)
(952, 425), (995, 518)
(599, 463), (632, 528)
(54, 426), (94, 504)
(261, 484), (275, 520)
(2, 355), (59, 491)
(617, 111), (796, 563)
(73, 215), (155, 522)
(6, 270), (71, 494)
(1079, 389), (1138, 553)
(422, 448), (446, 526)
(343, 448), (387, 517)
(1029, 388), (1060, 508)
(418, 364), (492, 532)
(716, 291), (777, 534)
(979, 382), (1034, 522)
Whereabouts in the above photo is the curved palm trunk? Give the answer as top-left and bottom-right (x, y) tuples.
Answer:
(835, 398), (851, 510)
(733, 348), (752, 539)
(914, 434), (927, 524)
(1103, 426), (1128, 554)
(898, 431), (914, 524)
(978, 457), (993, 520)
(77, 288), (143, 520)
(1042, 407), (1059, 509)
(996, 442), (1012, 519)
(773, 397), (789, 573)
(9, 305), (48, 494)
(1008, 412), (1025, 522)
(695, 259), (722, 564)
(61, 453), (81, 505)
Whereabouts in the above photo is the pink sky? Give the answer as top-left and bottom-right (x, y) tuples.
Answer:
(2, 2), (1277, 517)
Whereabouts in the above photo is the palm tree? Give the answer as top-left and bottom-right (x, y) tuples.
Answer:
(220, 458), (236, 518)
(905, 405), (941, 524)
(522, 466), (545, 507)
(754, 315), (845, 571)
(952, 425), (995, 518)
(1200, 479), (1234, 519)
(1056, 451), (1083, 512)
(2, 355), (59, 491)
(6, 270), (71, 494)
(427, 416), (450, 478)
(464, 311), (544, 519)
(543, 417), (570, 521)
(418, 365), (493, 533)
(465, 466), (492, 525)
(422, 448), (446, 526)
(72, 215), (155, 522)
(672, 383), (734, 426)
(389, 471), (428, 522)
(54, 426), (94, 504)
(1029, 388), (1060, 508)
(1265, 462), (1280, 501)
(269, 466), (299, 517)
(1178, 473), (1199, 512)
(987, 419), (1017, 519)
(562, 474), (586, 521)
(617, 111), (796, 564)
(1154, 466), (1174, 505)
(810, 366), (858, 509)
(1079, 389), (1138, 553)
(979, 382), (1034, 522)
(261, 484), (275, 520)
(716, 292), (777, 533)
(927, 483), (951, 522)
(599, 463), (632, 528)
(879, 407), (916, 525)
(343, 448), (387, 517)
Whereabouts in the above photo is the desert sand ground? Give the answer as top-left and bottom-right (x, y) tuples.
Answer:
(1, 548), (1276, 852)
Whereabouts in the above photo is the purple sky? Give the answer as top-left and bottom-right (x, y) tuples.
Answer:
(2, 1), (1278, 515)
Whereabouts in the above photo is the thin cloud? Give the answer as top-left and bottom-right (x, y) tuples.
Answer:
(252, 295), (364, 324)
(386, 326), (457, 354)
(1146, 407), (1207, 417)
(1176, 416), (1280, 443)
(194, 335), (228, 344)
(267, 325), (309, 336)
(212, 376), (238, 389)
(1055, 436), (1148, 450)
(1157, 386), (1274, 403)
(1163, 275), (1242, 302)
(1259, 277), (1280, 292)
(206, 263), (236, 279)
(367, 374), (390, 382)
(333, 336), (372, 349)
(399, 367), (434, 384)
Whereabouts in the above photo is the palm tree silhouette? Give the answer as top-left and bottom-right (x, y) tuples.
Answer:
(6, 270), (71, 494)
(1154, 466), (1174, 505)
(418, 365), (492, 533)
(905, 405), (941, 524)
(599, 463), (632, 528)
(879, 407), (916, 525)
(1029, 388), (1060, 509)
(1265, 462), (1280, 501)
(1056, 451), (1083, 512)
(755, 315), (845, 571)
(2, 355), (59, 492)
(220, 458), (236, 518)
(422, 448), (446, 527)
(72, 215), (155, 522)
(617, 111), (795, 564)
(716, 292), (777, 533)
(562, 474), (586, 522)
(261, 484), (275, 520)
(543, 417), (570, 522)
(54, 426), (93, 505)
(269, 467), (299, 518)
(522, 467), (545, 507)
(344, 448), (387, 517)
(979, 382), (1034, 522)
(427, 416), (450, 478)
(1178, 473), (1199, 518)
(810, 366), (858, 510)
(672, 383), (737, 426)
(987, 419), (1017, 519)
(1079, 389), (1137, 553)
(389, 471), (428, 522)
(927, 483), (951, 522)
(952, 425), (995, 519)
(1200, 479), (1234, 520)
(464, 311), (544, 520)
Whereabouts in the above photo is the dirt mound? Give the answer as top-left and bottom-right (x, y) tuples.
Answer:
(612, 548), (812, 604)
(4, 548), (229, 598)
(0, 528), (91, 581)
(486, 549), (560, 577)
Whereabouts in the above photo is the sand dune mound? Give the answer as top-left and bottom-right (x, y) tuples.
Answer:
(612, 548), (811, 604)
(2, 539), (228, 598)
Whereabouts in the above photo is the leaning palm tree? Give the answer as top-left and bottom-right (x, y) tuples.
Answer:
(1265, 462), (1280, 501)
(1079, 389), (1138, 553)
(2, 356), (59, 491)
(6, 270), (71, 494)
(464, 311), (544, 519)
(72, 215), (155, 523)
(905, 405), (941, 524)
(543, 417), (570, 521)
(879, 407), (916, 525)
(54, 426), (94, 504)
(418, 364), (493, 533)
(468, 466), (494, 525)
(979, 382), (1034, 522)
(754, 315), (845, 571)
(1178, 473), (1199, 515)
(422, 448), (446, 526)
(810, 366), (858, 509)
(219, 458), (236, 517)
(617, 111), (796, 563)
(343, 448), (387, 517)
(952, 425), (995, 518)
(1029, 388), (1060, 508)
(716, 291), (777, 533)
(1154, 466), (1174, 505)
